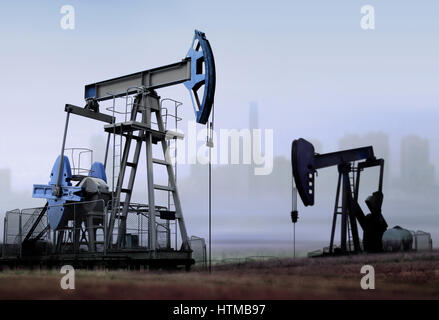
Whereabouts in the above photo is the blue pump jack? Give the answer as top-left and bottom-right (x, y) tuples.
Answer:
(15, 30), (215, 268)
(32, 156), (107, 230)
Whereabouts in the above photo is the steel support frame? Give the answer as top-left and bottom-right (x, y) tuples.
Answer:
(106, 92), (190, 253)
(329, 163), (362, 254)
(329, 158), (385, 254)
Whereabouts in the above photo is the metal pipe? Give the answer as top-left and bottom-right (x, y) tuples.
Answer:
(18, 210), (22, 258)
(103, 202), (107, 256)
(378, 160), (384, 192)
(293, 223), (296, 259)
(104, 132), (111, 170)
(208, 123), (212, 273)
(55, 111), (71, 195)
(3, 215), (7, 257)
(292, 183), (297, 259)
(292, 185), (297, 212)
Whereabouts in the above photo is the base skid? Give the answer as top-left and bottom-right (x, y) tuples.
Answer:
(0, 250), (195, 270)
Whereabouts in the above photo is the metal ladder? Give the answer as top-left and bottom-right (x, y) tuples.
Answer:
(151, 103), (187, 251)
(329, 163), (359, 253)
(161, 99), (183, 250)
(106, 91), (189, 251)
(107, 94), (144, 247)
(346, 165), (357, 251)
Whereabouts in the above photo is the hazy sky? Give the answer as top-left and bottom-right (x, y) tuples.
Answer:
(0, 1), (438, 252)
(1, 1), (438, 190)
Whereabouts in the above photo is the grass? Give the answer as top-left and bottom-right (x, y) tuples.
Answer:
(0, 251), (438, 299)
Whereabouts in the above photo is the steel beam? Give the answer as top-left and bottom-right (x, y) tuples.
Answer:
(65, 104), (115, 124)
(314, 146), (375, 170)
(84, 59), (191, 101)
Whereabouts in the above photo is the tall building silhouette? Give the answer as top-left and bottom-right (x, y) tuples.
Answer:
(400, 135), (435, 190)
(0, 168), (11, 193)
(339, 132), (389, 163)
(89, 134), (107, 163)
(338, 132), (390, 191)
(249, 101), (258, 131)
(249, 102), (259, 195)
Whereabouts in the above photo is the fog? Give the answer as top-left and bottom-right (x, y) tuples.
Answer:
(1, 119), (438, 255)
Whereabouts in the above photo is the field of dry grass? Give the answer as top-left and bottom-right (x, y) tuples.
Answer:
(0, 251), (438, 299)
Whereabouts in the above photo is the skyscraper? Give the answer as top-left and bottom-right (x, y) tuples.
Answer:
(249, 101), (260, 195)
(400, 135), (435, 190)
(0, 168), (11, 193)
(249, 101), (258, 131)
(338, 132), (390, 191)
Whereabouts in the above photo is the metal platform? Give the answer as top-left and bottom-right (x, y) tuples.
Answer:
(1, 199), (193, 270)
(104, 121), (165, 144)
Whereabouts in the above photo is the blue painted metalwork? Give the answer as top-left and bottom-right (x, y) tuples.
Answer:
(84, 86), (96, 101)
(33, 156), (83, 229)
(185, 30), (216, 125)
(89, 162), (107, 183)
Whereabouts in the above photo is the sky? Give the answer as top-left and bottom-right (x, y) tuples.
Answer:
(0, 1), (438, 254)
